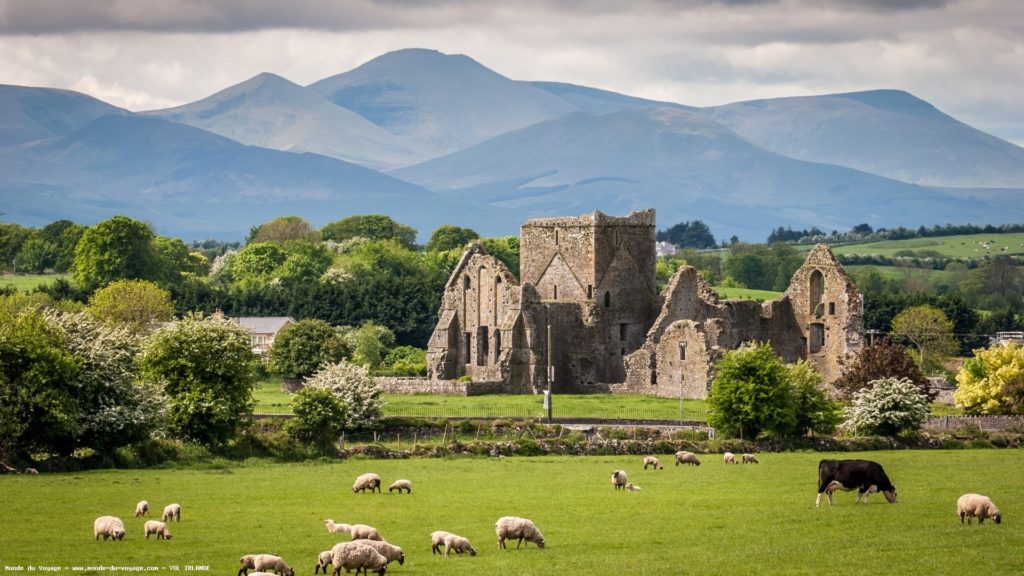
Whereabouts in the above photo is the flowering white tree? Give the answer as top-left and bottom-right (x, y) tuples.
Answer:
(843, 377), (930, 436)
(303, 360), (384, 431)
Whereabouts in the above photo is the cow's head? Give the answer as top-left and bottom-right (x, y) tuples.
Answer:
(883, 487), (897, 503)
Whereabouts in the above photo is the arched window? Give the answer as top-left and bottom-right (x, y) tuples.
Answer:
(604, 291), (611, 308)
(494, 330), (502, 362)
(809, 270), (824, 315)
(464, 275), (471, 289)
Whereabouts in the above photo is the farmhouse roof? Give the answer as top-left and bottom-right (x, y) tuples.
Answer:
(234, 316), (295, 335)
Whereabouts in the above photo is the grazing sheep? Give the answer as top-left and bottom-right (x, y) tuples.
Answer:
(495, 516), (545, 550)
(675, 451), (701, 466)
(238, 554), (295, 576)
(330, 542), (388, 576)
(134, 500), (150, 517)
(626, 483), (642, 492)
(350, 539), (405, 565)
(957, 494), (1002, 525)
(353, 473), (382, 493)
(443, 533), (477, 558)
(93, 516), (126, 541)
(742, 453), (759, 464)
(25, 467), (38, 475)
(314, 551), (333, 575)
(388, 479), (412, 494)
(325, 519), (352, 534)
(723, 452), (738, 464)
(642, 456), (663, 470)
(611, 469), (629, 490)
(431, 531), (454, 555)
(143, 520), (172, 540)
(349, 524), (383, 541)
(162, 503), (181, 522)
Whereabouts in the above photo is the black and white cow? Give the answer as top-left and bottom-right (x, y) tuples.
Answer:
(816, 459), (897, 507)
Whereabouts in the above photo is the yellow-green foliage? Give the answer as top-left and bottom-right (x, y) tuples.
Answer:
(955, 344), (1024, 414)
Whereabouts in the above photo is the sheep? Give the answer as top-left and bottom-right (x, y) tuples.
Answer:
(611, 469), (629, 490)
(675, 451), (701, 466)
(93, 515), (126, 541)
(330, 542), (388, 576)
(642, 456), (663, 470)
(238, 554), (295, 576)
(723, 452), (738, 464)
(25, 467), (39, 475)
(350, 539), (405, 566)
(742, 453), (759, 464)
(957, 493), (1002, 525)
(388, 479), (412, 494)
(431, 531), (454, 555)
(443, 533), (477, 558)
(143, 520), (172, 540)
(134, 500), (150, 517)
(325, 520), (382, 541)
(314, 551), (333, 575)
(325, 519), (352, 534)
(495, 516), (545, 550)
(353, 473), (382, 493)
(626, 483), (642, 492)
(162, 503), (181, 522)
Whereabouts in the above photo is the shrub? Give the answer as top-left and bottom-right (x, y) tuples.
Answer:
(302, 360), (384, 431)
(708, 343), (796, 438)
(843, 377), (930, 436)
(287, 387), (347, 449)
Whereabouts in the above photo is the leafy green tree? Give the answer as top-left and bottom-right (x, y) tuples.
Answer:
(152, 236), (196, 286)
(250, 216), (320, 244)
(286, 387), (347, 449)
(274, 241), (333, 286)
(379, 345), (427, 376)
(88, 279), (175, 333)
(342, 321), (396, 371)
(425, 225), (480, 252)
(656, 220), (716, 249)
(302, 360), (384, 431)
(139, 313), (258, 447)
(891, 305), (958, 370)
(0, 223), (32, 273)
(46, 221), (87, 273)
(266, 319), (350, 380)
(231, 242), (287, 286)
(786, 361), (841, 435)
(707, 343), (796, 438)
(321, 215), (418, 249)
(843, 377), (929, 436)
(72, 215), (159, 288)
(480, 236), (520, 276)
(954, 343), (1024, 414)
(834, 337), (931, 400)
(15, 234), (58, 273)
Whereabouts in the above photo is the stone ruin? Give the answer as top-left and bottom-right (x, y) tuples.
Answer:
(426, 209), (863, 398)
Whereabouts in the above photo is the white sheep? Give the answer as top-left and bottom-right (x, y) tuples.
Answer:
(626, 483), (642, 492)
(642, 456), (663, 470)
(325, 519), (351, 534)
(611, 469), (629, 490)
(143, 520), (172, 540)
(349, 524), (383, 541)
(495, 516), (545, 550)
(431, 530), (454, 555)
(330, 542), (388, 576)
(314, 551), (333, 575)
(742, 453), (759, 464)
(350, 539), (405, 565)
(388, 479), (412, 494)
(238, 554), (295, 576)
(675, 451), (701, 466)
(134, 500), (150, 517)
(443, 533), (477, 558)
(957, 493), (1002, 525)
(162, 503), (181, 522)
(723, 452), (738, 464)
(352, 472), (382, 493)
(93, 515), (126, 541)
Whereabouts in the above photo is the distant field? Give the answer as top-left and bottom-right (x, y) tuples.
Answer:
(828, 233), (1024, 259)
(846, 265), (954, 283)
(0, 273), (67, 292)
(712, 286), (783, 301)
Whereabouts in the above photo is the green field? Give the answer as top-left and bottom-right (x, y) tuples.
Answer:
(0, 273), (68, 292)
(828, 233), (1024, 259)
(1, 450), (1020, 575)
(712, 286), (784, 301)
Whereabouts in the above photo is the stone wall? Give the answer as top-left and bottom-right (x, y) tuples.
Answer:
(375, 377), (506, 396)
(923, 415), (1024, 432)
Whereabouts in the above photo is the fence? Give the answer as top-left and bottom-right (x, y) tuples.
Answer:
(253, 402), (709, 423)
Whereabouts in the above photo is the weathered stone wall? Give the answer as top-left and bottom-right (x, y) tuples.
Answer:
(923, 415), (1024, 432)
(376, 377), (506, 396)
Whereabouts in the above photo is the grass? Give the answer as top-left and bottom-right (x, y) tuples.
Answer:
(0, 273), (68, 292)
(712, 285), (784, 301)
(1, 450), (1022, 575)
(828, 233), (1024, 259)
(846, 264), (954, 283)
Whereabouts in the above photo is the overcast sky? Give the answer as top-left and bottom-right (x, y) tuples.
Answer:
(1, 0), (1022, 145)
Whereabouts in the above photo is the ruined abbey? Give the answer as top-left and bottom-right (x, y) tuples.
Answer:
(426, 210), (863, 398)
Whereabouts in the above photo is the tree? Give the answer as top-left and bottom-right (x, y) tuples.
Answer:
(842, 377), (929, 436)
(47, 221), (86, 273)
(231, 242), (287, 286)
(954, 343), (1024, 414)
(379, 345), (427, 376)
(786, 361), (841, 435)
(266, 319), (350, 380)
(286, 387), (347, 449)
(72, 215), (159, 288)
(250, 216), (320, 244)
(302, 360), (384, 431)
(707, 343), (796, 438)
(139, 313), (258, 447)
(0, 223), (31, 273)
(834, 337), (931, 400)
(15, 234), (58, 273)
(891, 305), (958, 370)
(480, 236), (520, 276)
(342, 321), (396, 371)
(273, 241), (333, 286)
(425, 225), (480, 252)
(656, 220), (716, 249)
(87, 279), (175, 333)
(321, 215), (418, 249)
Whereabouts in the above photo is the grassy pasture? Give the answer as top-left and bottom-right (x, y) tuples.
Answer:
(0, 273), (67, 292)
(1, 450), (1021, 576)
(711, 286), (783, 301)
(828, 233), (1024, 259)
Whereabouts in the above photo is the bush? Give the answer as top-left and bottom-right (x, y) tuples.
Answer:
(287, 387), (347, 449)
(843, 377), (930, 436)
(302, 360), (384, 432)
(707, 343), (796, 438)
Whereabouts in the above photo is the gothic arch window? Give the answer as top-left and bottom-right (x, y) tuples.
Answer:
(809, 270), (824, 315)
(604, 291), (611, 308)
(463, 275), (471, 289)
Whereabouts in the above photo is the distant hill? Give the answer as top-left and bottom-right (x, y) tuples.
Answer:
(0, 84), (128, 147)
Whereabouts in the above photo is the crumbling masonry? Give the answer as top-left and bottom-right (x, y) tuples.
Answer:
(426, 210), (863, 398)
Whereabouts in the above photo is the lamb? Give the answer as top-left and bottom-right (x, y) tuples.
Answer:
(238, 554), (295, 576)
(675, 451), (701, 466)
(134, 500), (150, 517)
(723, 452), (738, 464)
(325, 520), (382, 541)
(93, 515), (126, 541)
(143, 520), (172, 540)
(350, 539), (405, 565)
(611, 469), (629, 490)
(626, 483), (642, 492)
(387, 479), (412, 494)
(495, 516), (545, 550)
(442, 533), (477, 558)
(431, 531), (454, 555)
(162, 503), (181, 522)
(642, 456), (663, 470)
(742, 453), (759, 464)
(353, 473), (382, 493)
(330, 542), (388, 576)
(957, 493), (1002, 525)
(314, 551), (333, 575)
(325, 519), (352, 534)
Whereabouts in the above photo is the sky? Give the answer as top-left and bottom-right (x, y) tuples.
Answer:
(1, 0), (1022, 146)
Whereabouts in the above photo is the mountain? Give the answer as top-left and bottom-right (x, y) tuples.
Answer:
(702, 90), (1024, 188)
(394, 106), (1023, 240)
(144, 72), (422, 170)
(0, 85), (127, 147)
(0, 114), (481, 240)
